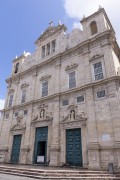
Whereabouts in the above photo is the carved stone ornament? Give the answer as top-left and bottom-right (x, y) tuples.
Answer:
(65, 63), (78, 71)
(21, 82), (29, 89)
(38, 103), (48, 109)
(11, 118), (26, 131)
(89, 54), (104, 62)
(61, 111), (87, 126)
(8, 89), (15, 94)
(40, 75), (51, 81)
(32, 109), (53, 123)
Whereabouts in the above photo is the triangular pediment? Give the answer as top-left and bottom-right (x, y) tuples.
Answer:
(61, 112), (87, 126)
(35, 24), (67, 44)
(11, 119), (26, 131)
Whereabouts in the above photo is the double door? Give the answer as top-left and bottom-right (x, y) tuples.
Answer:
(66, 128), (82, 166)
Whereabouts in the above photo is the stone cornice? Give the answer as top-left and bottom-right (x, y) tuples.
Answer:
(6, 30), (112, 84)
(1, 76), (120, 113)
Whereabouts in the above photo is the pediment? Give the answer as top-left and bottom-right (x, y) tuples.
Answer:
(31, 109), (53, 124)
(35, 24), (67, 44)
(61, 112), (87, 126)
(35, 26), (58, 43)
(11, 119), (26, 131)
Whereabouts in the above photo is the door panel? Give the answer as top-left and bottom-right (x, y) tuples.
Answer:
(11, 135), (22, 163)
(66, 128), (82, 166)
(33, 127), (48, 163)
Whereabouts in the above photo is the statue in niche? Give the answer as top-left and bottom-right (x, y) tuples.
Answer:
(70, 110), (75, 120)
(40, 109), (45, 119)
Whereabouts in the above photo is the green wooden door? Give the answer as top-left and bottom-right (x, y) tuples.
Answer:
(33, 126), (48, 163)
(11, 135), (22, 163)
(66, 128), (82, 166)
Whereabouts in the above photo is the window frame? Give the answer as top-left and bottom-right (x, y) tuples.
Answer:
(91, 60), (105, 82)
(8, 94), (13, 107)
(41, 81), (48, 97)
(76, 95), (85, 103)
(23, 109), (28, 116)
(21, 89), (26, 104)
(68, 71), (76, 89)
(96, 90), (106, 99)
(62, 99), (69, 106)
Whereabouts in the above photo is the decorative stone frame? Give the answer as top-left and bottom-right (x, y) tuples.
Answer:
(7, 128), (26, 164)
(30, 118), (53, 164)
(60, 117), (87, 167)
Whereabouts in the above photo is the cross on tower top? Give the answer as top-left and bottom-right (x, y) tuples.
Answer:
(49, 20), (53, 27)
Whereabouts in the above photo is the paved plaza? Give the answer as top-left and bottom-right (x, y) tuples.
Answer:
(0, 173), (38, 180)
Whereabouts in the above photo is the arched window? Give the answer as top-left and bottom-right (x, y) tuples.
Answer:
(14, 62), (19, 74)
(90, 21), (98, 35)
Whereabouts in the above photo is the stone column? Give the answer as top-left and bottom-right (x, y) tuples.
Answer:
(50, 60), (61, 166)
(86, 88), (100, 169)
(108, 81), (120, 168)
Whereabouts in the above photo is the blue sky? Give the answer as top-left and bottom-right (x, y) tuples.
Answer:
(0, 0), (120, 109)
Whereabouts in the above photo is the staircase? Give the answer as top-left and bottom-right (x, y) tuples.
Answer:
(0, 165), (119, 179)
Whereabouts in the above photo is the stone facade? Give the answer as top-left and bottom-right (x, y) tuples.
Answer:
(0, 7), (120, 170)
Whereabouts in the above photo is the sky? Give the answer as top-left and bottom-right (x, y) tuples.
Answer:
(0, 0), (120, 110)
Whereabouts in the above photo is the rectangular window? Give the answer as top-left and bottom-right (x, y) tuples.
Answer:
(8, 94), (13, 107)
(14, 112), (19, 117)
(97, 90), (106, 98)
(52, 40), (56, 53)
(42, 81), (48, 97)
(46, 43), (50, 56)
(62, 100), (69, 106)
(21, 89), (26, 103)
(42, 46), (45, 58)
(77, 95), (84, 103)
(23, 110), (28, 116)
(69, 71), (76, 89)
(93, 62), (103, 80)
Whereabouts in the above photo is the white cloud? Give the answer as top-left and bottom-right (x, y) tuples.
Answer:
(73, 21), (81, 29)
(63, 0), (120, 43)
(0, 99), (5, 110)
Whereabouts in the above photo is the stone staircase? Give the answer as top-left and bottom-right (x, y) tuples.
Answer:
(0, 165), (120, 179)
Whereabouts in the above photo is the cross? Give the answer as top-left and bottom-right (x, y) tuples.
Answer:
(49, 20), (53, 27)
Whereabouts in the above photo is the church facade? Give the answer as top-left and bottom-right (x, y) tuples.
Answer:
(0, 7), (120, 170)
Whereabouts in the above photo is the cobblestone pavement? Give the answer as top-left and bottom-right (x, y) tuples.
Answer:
(0, 173), (38, 180)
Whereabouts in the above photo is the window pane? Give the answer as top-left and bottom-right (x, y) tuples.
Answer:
(93, 62), (103, 80)
(8, 94), (13, 107)
(52, 40), (56, 53)
(24, 110), (28, 115)
(77, 96), (84, 103)
(46, 43), (50, 55)
(62, 100), (69, 106)
(21, 90), (26, 103)
(42, 81), (48, 97)
(42, 46), (45, 58)
(69, 72), (76, 89)
(97, 90), (105, 98)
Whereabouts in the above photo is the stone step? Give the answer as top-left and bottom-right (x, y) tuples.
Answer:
(0, 165), (110, 174)
(0, 169), (115, 177)
(0, 165), (119, 180)
(0, 171), (120, 180)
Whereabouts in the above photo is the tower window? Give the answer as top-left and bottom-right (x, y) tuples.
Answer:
(46, 43), (50, 56)
(8, 94), (13, 107)
(52, 40), (56, 53)
(41, 46), (45, 59)
(14, 63), (19, 74)
(90, 21), (98, 35)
